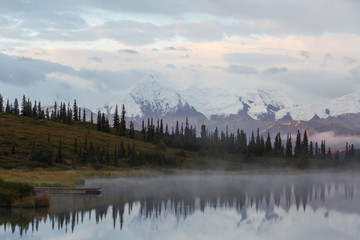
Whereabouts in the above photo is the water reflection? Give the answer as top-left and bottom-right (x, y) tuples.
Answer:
(1, 173), (360, 239)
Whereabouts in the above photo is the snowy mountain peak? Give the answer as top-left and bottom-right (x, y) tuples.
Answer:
(181, 86), (293, 120)
(103, 78), (195, 118)
(130, 79), (190, 117)
(275, 91), (360, 121)
(103, 79), (360, 122)
(239, 88), (293, 119)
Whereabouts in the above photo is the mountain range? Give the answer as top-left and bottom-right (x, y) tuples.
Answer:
(99, 76), (360, 141)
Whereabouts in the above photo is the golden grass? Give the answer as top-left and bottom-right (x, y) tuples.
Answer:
(0, 168), (83, 187)
(0, 113), (162, 168)
(0, 112), (243, 171)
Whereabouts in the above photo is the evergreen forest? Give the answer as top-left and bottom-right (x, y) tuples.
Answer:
(0, 93), (358, 170)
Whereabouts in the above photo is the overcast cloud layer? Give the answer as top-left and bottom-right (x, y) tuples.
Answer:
(0, 0), (359, 108)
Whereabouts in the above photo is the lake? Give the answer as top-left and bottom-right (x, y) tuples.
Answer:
(1, 172), (360, 240)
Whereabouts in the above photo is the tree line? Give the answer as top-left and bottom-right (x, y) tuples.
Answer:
(1, 93), (357, 169)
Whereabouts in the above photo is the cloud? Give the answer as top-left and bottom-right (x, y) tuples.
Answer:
(76, 68), (152, 90)
(0, 1), (360, 46)
(118, 49), (139, 54)
(267, 69), (359, 102)
(88, 56), (102, 63)
(0, 52), (73, 86)
(19, 12), (87, 31)
(223, 53), (302, 66)
(226, 64), (259, 75)
(0, 52), (153, 91)
(300, 51), (310, 59)
(343, 56), (357, 65)
(164, 46), (189, 51)
(262, 67), (288, 75)
(320, 53), (333, 67)
(309, 131), (360, 148)
(165, 64), (176, 69)
(348, 67), (360, 77)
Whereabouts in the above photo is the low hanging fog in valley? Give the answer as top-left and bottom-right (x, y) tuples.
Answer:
(2, 173), (360, 239)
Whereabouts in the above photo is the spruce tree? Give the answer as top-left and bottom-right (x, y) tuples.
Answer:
(200, 125), (207, 149)
(141, 120), (146, 141)
(33, 100), (37, 117)
(106, 117), (111, 132)
(265, 132), (272, 154)
(345, 142), (349, 161)
(350, 144), (355, 160)
(82, 108), (86, 122)
(260, 135), (265, 156)
(327, 148), (332, 160)
(165, 124), (169, 136)
(38, 101), (43, 118)
(277, 133), (282, 156)
(119, 104), (126, 136)
(46, 108), (50, 119)
(315, 142), (319, 158)
(321, 140), (326, 158)
(285, 134), (293, 158)
(73, 99), (78, 121)
(66, 102), (72, 124)
(53, 101), (58, 120)
(97, 111), (101, 131)
(21, 95), (26, 116)
(298, 131), (309, 168)
(160, 119), (164, 138)
(213, 127), (219, 144)
(27, 98), (32, 117)
(13, 98), (19, 115)
(129, 121), (135, 138)
(294, 130), (301, 157)
(249, 131), (256, 155)
(309, 141), (314, 158)
(301, 131), (308, 157)
(5, 99), (10, 113)
(0, 94), (3, 112)
(113, 104), (119, 129)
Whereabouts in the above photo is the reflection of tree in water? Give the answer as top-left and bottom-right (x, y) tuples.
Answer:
(1, 174), (359, 236)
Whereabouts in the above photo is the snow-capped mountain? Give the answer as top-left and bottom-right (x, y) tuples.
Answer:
(276, 91), (360, 121)
(181, 87), (292, 120)
(102, 77), (203, 119)
(103, 77), (293, 121)
(100, 77), (360, 137)
(97, 77), (360, 138)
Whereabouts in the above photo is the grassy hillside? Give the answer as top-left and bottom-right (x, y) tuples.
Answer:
(0, 113), (163, 168)
(0, 112), (240, 171)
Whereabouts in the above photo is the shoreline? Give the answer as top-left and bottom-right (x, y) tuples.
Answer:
(1, 166), (360, 187)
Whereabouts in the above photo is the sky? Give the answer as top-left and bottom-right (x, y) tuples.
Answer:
(0, 0), (360, 109)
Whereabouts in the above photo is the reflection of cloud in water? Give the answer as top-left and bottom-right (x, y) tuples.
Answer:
(1, 173), (360, 239)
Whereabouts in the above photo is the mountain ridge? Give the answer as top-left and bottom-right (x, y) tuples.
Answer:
(102, 78), (360, 122)
(98, 78), (360, 140)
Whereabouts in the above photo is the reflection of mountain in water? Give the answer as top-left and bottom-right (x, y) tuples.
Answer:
(1, 173), (360, 236)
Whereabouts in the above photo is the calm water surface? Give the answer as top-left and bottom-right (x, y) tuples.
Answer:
(1, 172), (360, 240)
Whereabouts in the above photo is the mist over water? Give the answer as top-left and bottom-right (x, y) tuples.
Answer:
(1, 172), (360, 239)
